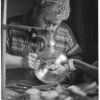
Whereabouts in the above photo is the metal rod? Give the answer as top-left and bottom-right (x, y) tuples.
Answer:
(2, 24), (49, 31)
(1, 0), (7, 99)
(73, 59), (98, 81)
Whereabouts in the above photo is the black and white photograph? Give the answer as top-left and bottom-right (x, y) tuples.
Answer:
(1, 0), (98, 100)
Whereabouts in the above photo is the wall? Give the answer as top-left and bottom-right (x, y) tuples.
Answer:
(7, 0), (35, 18)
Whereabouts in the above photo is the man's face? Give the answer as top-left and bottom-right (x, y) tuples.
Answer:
(37, 6), (61, 31)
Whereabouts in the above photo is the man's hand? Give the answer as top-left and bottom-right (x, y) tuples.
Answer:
(23, 53), (41, 70)
(51, 60), (76, 75)
(51, 64), (66, 75)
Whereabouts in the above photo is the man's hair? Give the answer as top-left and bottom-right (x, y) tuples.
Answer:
(36, 0), (70, 21)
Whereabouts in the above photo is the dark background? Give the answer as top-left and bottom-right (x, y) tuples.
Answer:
(67, 0), (98, 64)
(2, 0), (98, 64)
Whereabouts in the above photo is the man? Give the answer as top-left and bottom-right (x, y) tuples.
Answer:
(6, 0), (84, 83)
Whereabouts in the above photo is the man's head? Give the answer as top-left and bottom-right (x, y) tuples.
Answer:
(41, 0), (70, 21)
(34, 0), (70, 30)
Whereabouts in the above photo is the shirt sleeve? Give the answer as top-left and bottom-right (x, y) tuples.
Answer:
(58, 22), (85, 60)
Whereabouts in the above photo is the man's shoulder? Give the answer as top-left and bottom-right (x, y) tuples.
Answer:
(56, 22), (74, 39)
(58, 22), (73, 34)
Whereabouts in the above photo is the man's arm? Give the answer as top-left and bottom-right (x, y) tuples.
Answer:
(6, 53), (41, 70)
(6, 53), (23, 69)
